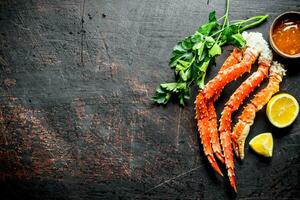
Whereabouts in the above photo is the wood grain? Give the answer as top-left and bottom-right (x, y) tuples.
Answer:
(0, 0), (299, 199)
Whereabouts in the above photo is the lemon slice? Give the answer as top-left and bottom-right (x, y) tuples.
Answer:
(266, 93), (299, 128)
(249, 133), (273, 157)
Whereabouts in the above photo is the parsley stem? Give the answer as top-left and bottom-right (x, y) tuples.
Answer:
(216, 0), (230, 43)
(217, 14), (226, 21)
(223, 0), (230, 27)
(239, 15), (269, 31)
(230, 19), (243, 23)
(210, 29), (224, 37)
(218, 40), (227, 46)
(212, 15), (269, 38)
(233, 15), (268, 26)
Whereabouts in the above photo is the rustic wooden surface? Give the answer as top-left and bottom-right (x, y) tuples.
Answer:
(0, 0), (300, 199)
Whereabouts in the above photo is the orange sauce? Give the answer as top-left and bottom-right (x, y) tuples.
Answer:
(272, 18), (300, 55)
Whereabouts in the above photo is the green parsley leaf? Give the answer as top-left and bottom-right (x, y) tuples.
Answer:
(198, 22), (218, 36)
(209, 43), (222, 57)
(197, 42), (205, 61)
(181, 37), (194, 50)
(209, 11), (217, 22)
(230, 33), (246, 47)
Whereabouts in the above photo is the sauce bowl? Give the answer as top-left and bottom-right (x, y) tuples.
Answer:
(269, 11), (300, 59)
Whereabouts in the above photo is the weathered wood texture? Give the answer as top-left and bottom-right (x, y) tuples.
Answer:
(0, 0), (300, 199)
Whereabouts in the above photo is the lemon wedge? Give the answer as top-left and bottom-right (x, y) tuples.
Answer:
(249, 133), (273, 157)
(266, 93), (299, 128)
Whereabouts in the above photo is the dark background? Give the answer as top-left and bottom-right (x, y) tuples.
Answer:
(0, 0), (300, 199)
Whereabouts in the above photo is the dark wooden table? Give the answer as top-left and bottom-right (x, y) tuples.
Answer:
(0, 0), (300, 199)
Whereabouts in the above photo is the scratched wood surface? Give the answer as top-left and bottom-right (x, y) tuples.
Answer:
(0, 0), (300, 199)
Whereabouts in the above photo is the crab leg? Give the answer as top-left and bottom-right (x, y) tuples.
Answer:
(195, 93), (223, 176)
(219, 61), (271, 191)
(233, 62), (286, 159)
(223, 59), (272, 151)
(208, 49), (243, 163)
(207, 102), (224, 163)
(202, 47), (258, 101)
(219, 49), (244, 72)
(195, 49), (243, 172)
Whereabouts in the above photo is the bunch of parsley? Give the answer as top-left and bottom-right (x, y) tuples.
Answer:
(153, 0), (268, 106)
